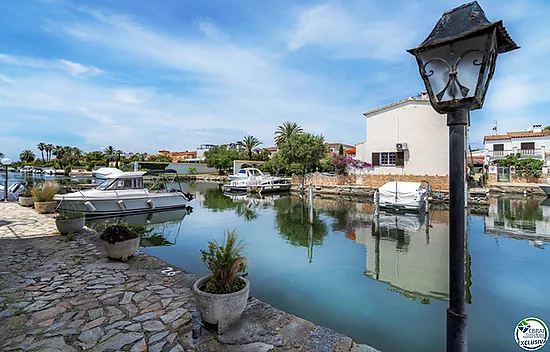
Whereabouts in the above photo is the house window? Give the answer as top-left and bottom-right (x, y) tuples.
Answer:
(380, 152), (396, 165)
(521, 142), (535, 150)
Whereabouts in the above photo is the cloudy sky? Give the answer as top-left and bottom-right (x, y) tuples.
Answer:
(0, 0), (548, 159)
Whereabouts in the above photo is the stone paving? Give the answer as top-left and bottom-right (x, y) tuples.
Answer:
(0, 203), (379, 352)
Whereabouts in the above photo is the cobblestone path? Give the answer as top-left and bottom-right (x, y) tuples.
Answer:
(0, 203), (378, 352)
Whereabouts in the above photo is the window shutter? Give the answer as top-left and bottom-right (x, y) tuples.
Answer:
(372, 153), (380, 166)
(396, 152), (405, 166)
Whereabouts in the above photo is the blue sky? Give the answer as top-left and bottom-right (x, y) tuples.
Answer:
(0, 0), (548, 159)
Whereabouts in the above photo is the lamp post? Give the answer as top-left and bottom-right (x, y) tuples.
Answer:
(1, 158), (12, 201)
(407, 2), (518, 351)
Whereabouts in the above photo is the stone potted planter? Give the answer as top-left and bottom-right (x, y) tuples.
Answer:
(193, 229), (249, 333)
(56, 211), (85, 235)
(31, 181), (58, 214)
(18, 188), (35, 207)
(100, 223), (141, 262)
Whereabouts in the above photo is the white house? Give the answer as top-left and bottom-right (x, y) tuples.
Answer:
(484, 124), (550, 166)
(355, 93), (449, 176)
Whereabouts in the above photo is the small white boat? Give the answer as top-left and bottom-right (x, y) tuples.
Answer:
(42, 167), (55, 176)
(376, 181), (427, 212)
(54, 169), (193, 217)
(92, 167), (123, 180)
(0, 181), (25, 201)
(223, 168), (291, 194)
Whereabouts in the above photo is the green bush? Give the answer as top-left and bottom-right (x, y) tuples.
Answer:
(200, 229), (248, 294)
(31, 181), (58, 202)
(64, 165), (72, 176)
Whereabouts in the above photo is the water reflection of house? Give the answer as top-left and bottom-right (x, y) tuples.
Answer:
(353, 208), (450, 302)
(484, 197), (550, 239)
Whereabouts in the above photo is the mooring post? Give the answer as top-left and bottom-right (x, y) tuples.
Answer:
(425, 181), (430, 213)
(374, 190), (380, 218)
(308, 184), (314, 224)
(447, 109), (468, 352)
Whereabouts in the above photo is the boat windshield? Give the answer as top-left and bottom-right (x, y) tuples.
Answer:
(96, 177), (144, 190)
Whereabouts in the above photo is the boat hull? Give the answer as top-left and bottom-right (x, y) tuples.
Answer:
(54, 193), (189, 217)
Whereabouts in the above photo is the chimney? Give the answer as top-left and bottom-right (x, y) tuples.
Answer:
(533, 124), (542, 133)
(420, 91), (428, 100)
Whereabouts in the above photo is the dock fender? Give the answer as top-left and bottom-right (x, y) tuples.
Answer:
(84, 201), (96, 212)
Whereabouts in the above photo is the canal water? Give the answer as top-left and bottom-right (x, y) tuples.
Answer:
(3, 174), (550, 352)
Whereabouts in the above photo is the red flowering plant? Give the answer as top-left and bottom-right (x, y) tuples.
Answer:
(330, 154), (373, 175)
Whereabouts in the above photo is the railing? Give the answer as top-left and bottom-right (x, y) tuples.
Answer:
(488, 149), (542, 158)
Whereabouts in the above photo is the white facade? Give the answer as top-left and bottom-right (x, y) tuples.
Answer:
(484, 125), (550, 166)
(355, 98), (449, 176)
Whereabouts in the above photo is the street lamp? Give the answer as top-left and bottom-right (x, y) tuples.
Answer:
(407, 2), (518, 352)
(2, 158), (12, 201)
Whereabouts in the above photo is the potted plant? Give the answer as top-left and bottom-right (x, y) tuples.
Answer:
(18, 188), (35, 207)
(193, 229), (249, 333)
(31, 181), (58, 214)
(99, 222), (141, 262)
(55, 211), (85, 235)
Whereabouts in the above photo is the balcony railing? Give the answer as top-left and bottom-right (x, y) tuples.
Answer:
(488, 149), (542, 158)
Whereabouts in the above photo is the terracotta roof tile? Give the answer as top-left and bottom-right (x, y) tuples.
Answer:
(484, 130), (550, 141)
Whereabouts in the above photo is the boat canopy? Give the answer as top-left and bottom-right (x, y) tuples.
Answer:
(105, 171), (146, 179)
(379, 182), (423, 203)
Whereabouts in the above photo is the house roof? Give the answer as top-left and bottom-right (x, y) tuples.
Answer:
(344, 148), (356, 155)
(265, 146), (278, 151)
(328, 143), (355, 148)
(363, 96), (431, 117)
(484, 130), (550, 141)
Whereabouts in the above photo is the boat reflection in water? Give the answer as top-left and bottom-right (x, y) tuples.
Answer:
(86, 207), (192, 247)
(484, 197), (550, 246)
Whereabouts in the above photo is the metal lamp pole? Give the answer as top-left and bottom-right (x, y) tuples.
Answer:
(447, 109), (468, 350)
(2, 158), (11, 202)
(406, 2), (519, 351)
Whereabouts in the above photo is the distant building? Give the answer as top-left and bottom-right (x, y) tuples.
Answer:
(265, 146), (278, 158)
(158, 150), (197, 162)
(355, 92), (449, 176)
(327, 143), (355, 157)
(483, 124), (550, 166)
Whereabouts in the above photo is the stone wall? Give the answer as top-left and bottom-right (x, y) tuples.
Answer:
(488, 173), (545, 184)
(293, 173), (450, 192)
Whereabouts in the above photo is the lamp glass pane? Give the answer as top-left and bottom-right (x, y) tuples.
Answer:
(454, 34), (488, 99)
(420, 34), (488, 103)
(420, 45), (452, 102)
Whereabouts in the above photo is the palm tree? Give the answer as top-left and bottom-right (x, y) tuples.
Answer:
(37, 142), (46, 161)
(45, 144), (54, 161)
(103, 146), (116, 165)
(274, 121), (303, 147)
(20, 150), (35, 163)
(238, 135), (262, 160)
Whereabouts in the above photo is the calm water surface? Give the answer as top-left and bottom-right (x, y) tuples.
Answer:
(4, 174), (549, 352)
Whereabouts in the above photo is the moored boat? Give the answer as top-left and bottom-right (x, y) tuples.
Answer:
(223, 168), (291, 194)
(376, 181), (427, 212)
(54, 169), (193, 217)
(539, 185), (550, 196)
(92, 167), (123, 180)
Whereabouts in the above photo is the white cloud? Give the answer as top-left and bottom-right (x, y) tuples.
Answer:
(286, 2), (426, 60)
(0, 54), (102, 78)
(60, 59), (102, 77)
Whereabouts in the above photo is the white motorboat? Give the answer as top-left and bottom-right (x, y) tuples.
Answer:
(0, 181), (25, 201)
(42, 167), (56, 176)
(92, 167), (123, 180)
(223, 168), (291, 193)
(376, 181), (427, 212)
(54, 169), (193, 217)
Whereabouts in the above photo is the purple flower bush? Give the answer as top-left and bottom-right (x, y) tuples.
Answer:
(330, 154), (373, 175)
